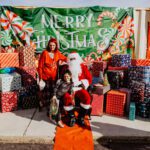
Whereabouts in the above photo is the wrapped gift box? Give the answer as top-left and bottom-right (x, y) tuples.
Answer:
(16, 67), (37, 78)
(19, 95), (38, 109)
(145, 83), (150, 98)
(106, 90), (126, 116)
(18, 46), (35, 67)
(111, 54), (131, 67)
(0, 72), (22, 92)
(91, 94), (104, 116)
(92, 77), (101, 84)
(90, 77), (102, 89)
(18, 85), (38, 109)
(0, 53), (19, 68)
(0, 47), (5, 53)
(136, 98), (150, 118)
(131, 59), (150, 66)
(119, 88), (131, 114)
(129, 81), (145, 102)
(16, 67), (37, 87)
(128, 66), (150, 84)
(92, 61), (107, 77)
(18, 85), (38, 97)
(0, 91), (18, 112)
(107, 70), (126, 89)
(92, 84), (110, 95)
(21, 75), (37, 87)
(129, 102), (136, 121)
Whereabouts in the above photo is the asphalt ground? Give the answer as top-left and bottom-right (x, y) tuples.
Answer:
(0, 137), (150, 150)
(0, 142), (149, 150)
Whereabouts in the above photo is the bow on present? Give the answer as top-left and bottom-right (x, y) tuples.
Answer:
(0, 46), (17, 53)
(0, 47), (5, 53)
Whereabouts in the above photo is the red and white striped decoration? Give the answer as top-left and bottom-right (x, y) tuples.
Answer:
(0, 53), (19, 68)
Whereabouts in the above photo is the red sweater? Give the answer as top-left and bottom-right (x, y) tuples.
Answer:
(38, 50), (67, 81)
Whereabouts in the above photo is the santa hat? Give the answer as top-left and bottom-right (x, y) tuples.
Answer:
(68, 51), (83, 63)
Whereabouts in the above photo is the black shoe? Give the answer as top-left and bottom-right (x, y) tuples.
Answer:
(69, 117), (76, 127)
(39, 106), (43, 112)
(39, 102), (43, 112)
(87, 107), (92, 120)
(46, 111), (49, 117)
(67, 110), (76, 127)
(78, 117), (85, 126)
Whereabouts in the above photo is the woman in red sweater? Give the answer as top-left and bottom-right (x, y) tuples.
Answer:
(38, 38), (67, 113)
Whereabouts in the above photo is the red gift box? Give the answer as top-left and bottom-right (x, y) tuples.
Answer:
(16, 67), (37, 78)
(16, 66), (37, 87)
(131, 59), (150, 66)
(91, 94), (104, 116)
(106, 90), (126, 117)
(0, 53), (19, 68)
(18, 46), (35, 67)
(92, 61), (107, 77)
(0, 91), (18, 112)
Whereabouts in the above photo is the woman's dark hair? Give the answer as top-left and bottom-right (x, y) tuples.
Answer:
(46, 38), (58, 52)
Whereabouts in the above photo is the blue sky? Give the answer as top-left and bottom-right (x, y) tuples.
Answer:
(0, 0), (150, 8)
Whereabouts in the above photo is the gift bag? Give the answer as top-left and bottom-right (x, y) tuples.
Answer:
(49, 97), (59, 118)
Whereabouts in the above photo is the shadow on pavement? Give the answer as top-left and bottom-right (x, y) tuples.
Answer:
(91, 121), (150, 137)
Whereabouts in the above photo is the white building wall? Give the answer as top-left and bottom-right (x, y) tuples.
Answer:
(134, 9), (150, 58)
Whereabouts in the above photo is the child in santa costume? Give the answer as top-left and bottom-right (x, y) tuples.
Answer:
(63, 52), (92, 127)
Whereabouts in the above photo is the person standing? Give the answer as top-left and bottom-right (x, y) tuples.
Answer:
(38, 38), (67, 113)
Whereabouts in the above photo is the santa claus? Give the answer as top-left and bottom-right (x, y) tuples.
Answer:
(63, 52), (92, 126)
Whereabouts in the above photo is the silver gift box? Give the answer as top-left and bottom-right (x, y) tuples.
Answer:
(0, 72), (22, 92)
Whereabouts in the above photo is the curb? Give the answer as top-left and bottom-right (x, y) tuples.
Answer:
(0, 136), (150, 144)
(0, 136), (54, 144)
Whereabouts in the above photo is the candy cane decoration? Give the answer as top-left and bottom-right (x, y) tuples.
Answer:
(88, 52), (99, 61)
(83, 55), (95, 67)
(97, 11), (116, 26)
(0, 10), (22, 34)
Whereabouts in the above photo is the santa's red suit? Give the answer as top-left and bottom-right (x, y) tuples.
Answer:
(63, 52), (92, 112)
(62, 52), (93, 126)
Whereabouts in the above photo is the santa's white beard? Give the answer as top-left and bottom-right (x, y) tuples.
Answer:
(68, 60), (81, 82)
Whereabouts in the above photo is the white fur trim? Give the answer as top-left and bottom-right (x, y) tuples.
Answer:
(80, 103), (91, 109)
(67, 53), (83, 64)
(64, 106), (74, 111)
(73, 87), (82, 92)
(73, 80), (81, 86)
(81, 79), (89, 89)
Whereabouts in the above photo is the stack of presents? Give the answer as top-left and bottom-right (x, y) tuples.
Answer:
(91, 54), (150, 120)
(0, 46), (150, 121)
(0, 46), (38, 112)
